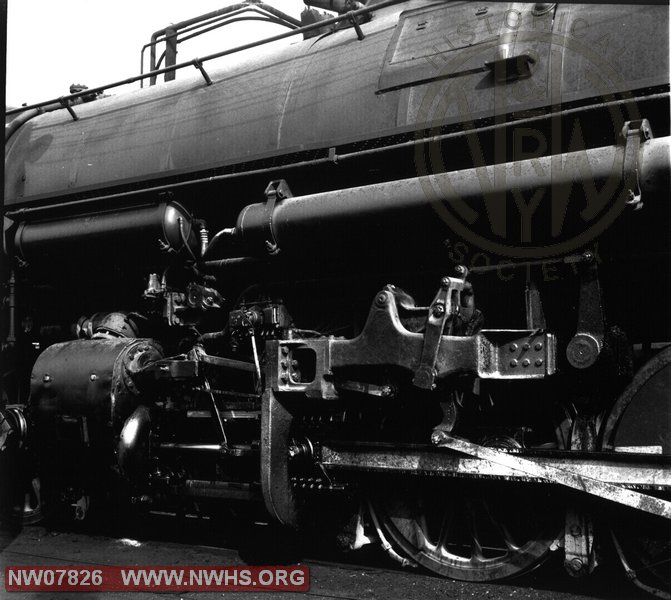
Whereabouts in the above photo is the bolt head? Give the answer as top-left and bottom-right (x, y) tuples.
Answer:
(89, 373), (98, 381)
(432, 303), (446, 317)
(280, 374), (289, 383)
(535, 342), (543, 351)
(454, 265), (466, 275)
(510, 359), (518, 367)
(569, 558), (583, 572)
(509, 344), (518, 352)
(43, 374), (51, 383)
(566, 333), (601, 369)
(375, 294), (387, 306)
(523, 343), (531, 351)
(431, 430), (448, 445)
(281, 346), (289, 355)
(535, 358), (544, 367)
(522, 359), (531, 367)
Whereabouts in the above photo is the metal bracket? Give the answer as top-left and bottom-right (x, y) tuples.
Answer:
(59, 97), (79, 121)
(564, 507), (598, 577)
(413, 270), (467, 390)
(260, 388), (298, 527)
(566, 259), (605, 370)
(193, 58), (213, 86)
(269, 285), (556, 399)
(525, 277), (546, 330)
(564, 414), (599, 577)
(347, 11), (366, 40)
(262, 180), (292, 255)
(484, 54), (535, 83)
(430, 399), (458, 439)
(621, 119), (653, 210)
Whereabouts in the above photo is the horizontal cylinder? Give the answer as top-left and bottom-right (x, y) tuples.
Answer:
(10, 202), (198, 262)
(31, 338), (164, 434)
(235, 136), (670, 257)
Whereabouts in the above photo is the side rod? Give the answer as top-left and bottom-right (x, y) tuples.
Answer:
(434, 434), (671, 519)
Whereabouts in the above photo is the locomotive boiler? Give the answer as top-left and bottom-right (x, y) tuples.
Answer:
(1, 0), (670, 595)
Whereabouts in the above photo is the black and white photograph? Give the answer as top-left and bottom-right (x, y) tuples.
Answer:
(0, 1), (669, 598)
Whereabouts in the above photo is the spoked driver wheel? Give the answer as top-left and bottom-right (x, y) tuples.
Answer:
(0, 407), (44, 526)
(370, 477), (563, 581)
(602, 347), (671, 598)
(15, 476), (44, 525)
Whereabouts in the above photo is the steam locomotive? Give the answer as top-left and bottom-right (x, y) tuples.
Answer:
(2, 0), (670, 595)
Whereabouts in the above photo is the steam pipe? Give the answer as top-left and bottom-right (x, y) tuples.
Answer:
(234, 137), (670, 257)
(7, 92), (665, 221)
(10, 203), (198, 261)
(4, 99), (67, 143)
(176, 14), (299, 46)
(5, 109), (39, 143)
(148, 3), (249, 85)
(141, 8), (293, 82)
(253, 2), (302, 28)
(160, 15), (287, 59)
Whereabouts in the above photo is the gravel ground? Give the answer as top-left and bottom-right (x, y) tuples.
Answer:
(0, 516), (652, 600)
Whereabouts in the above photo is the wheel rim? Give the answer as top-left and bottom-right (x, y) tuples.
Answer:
(368, 391), (569, 582)
(611, 509), (671, 598)
(602, 347), (671, 596)
(371, 478), (563, 581)
(1, 408), (43, 525)
(15, 477), (43, 525)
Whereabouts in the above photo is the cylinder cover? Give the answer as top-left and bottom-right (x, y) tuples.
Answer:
(30, 338), (163, 440)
